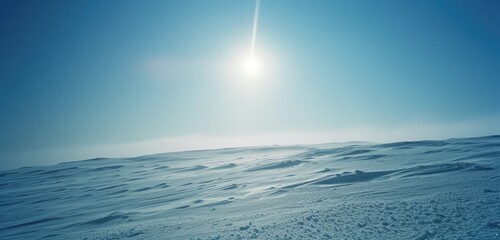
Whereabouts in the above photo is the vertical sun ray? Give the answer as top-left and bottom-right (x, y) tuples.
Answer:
(250, 0), (260, 58)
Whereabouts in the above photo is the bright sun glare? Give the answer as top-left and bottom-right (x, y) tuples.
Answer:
(242, 57), (261, 77)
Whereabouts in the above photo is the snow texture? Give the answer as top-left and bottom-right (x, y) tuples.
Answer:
(1, 136), (500, 239)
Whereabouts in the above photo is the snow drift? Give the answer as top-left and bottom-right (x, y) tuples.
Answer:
(1, 136), (500, 239)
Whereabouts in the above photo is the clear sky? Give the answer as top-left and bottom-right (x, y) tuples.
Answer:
(1, 0), (499, 169)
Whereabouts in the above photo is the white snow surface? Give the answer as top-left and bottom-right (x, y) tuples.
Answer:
(1, 136), (500, 239)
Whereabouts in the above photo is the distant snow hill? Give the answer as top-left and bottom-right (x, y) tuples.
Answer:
(1, 136), (500, 239)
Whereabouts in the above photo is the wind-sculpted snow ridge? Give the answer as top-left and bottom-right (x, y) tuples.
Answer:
(1, 136), (500, 239)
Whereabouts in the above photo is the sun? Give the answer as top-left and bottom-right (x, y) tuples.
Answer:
(242, 57), (261, 77)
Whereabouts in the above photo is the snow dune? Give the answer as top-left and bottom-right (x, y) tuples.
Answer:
(1, 136), (500, 239)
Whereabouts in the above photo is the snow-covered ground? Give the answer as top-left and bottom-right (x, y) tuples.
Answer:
(1, 136), (500, 239)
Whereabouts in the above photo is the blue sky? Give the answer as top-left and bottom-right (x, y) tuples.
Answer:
(1, 0), (499, 169)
